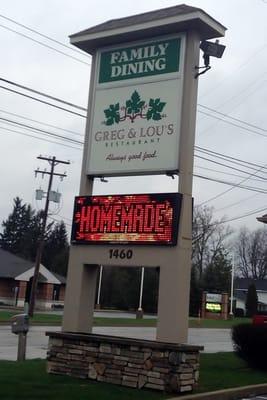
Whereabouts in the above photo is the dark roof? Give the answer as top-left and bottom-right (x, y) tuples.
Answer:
(0, 248), (65, 284)
(0, 248), (34, 278)
(70, 4), (226, 54)
(235, 278), (267, 292)
(71, 5), (214, 37)
(53, 272), (66, 284)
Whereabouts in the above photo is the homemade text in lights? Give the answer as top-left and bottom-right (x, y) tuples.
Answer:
(71, 193), (182, 245)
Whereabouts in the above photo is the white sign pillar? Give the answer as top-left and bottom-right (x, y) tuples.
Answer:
(62, 5), (226, 343)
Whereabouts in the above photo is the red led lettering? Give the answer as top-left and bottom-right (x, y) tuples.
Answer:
(111, 204), (121, 232)
(143, 204), (155, 233)
(132, 204), (144, 232)
(79, 206), (91, 232)
(90, 206), (101, 232)
(99, 205), (112, 232)
(120, 205), (133, 233)
(155, 204), (165, 233)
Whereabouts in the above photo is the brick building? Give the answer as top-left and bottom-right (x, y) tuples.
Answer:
(0, 248), (66, 309)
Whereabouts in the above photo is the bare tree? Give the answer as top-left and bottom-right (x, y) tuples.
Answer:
(192, 205), (232, 279)
(235, 227), (267, 279)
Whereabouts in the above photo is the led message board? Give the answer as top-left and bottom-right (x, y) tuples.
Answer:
(205, 302), (222, 313)
(71, 193), (182, 245)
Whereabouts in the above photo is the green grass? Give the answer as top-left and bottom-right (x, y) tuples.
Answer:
(197, 352), (267, 393)
(0, 310), (251, 328)
(0, 353), (266, 399)
(0, 359), (165, 400)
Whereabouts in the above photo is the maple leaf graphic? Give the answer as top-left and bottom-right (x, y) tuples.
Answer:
(126, 90), (145, 115)
(104, 103), (120, 125)
(146, 98), (166, 121)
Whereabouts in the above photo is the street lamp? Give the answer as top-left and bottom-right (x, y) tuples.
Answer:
(229, 256), (235, 317)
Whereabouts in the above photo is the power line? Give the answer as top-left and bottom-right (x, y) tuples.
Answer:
(194, 165), (267, 184)
(198, 104), (267, 133)
(0, 77), (87, 112)
(196, 146), (267, 172)
(0, 22), (90, 66)
(198, 110), (267, 138)
(0, 108), (83, 137)
(0, 117), (83, 145)
(194, 174), (267, 194)
(0, 13), (90, 59)
(198, 159), (267, 206)
(0, 125), (81, 150)
(195, 155), (267, 181)
(214, 193), (262, 213)
(215, 206), (267, 225)
(0, 85), (87, 118)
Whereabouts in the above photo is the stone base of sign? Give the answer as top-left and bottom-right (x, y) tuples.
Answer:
(46, 332), (203, 394)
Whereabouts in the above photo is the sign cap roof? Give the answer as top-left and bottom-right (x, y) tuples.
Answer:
(70, 4), (226, 54)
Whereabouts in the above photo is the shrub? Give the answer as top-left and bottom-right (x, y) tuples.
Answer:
(232, 323), (267, 370)
(234, 308), (244, 317)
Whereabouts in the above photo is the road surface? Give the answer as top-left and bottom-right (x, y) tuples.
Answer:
(0, 325), (233, 360)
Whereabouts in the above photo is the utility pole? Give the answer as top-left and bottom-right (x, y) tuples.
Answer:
(28, 155), (70, 317)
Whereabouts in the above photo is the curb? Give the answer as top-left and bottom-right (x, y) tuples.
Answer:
(169, 383), (267, 400)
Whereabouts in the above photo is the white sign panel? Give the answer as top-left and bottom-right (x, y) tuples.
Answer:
(86, 35), (185, 176)
(206, 293), (222, 303)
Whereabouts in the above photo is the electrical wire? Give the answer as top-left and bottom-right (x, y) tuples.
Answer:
(195, 154), (267, 181)
(0, 77), (87, 112)
(198, 110), (267, 138)
(0, 117), (83, 145)
(0, 13), (90, 59)
(196, 146), (267, 172)
(198, 104), (267, 133)
(0, 22), (90, 66)
(0, 85), (87, 118)
(0, 108), (83, 137)
(198, 158), (267, 206)
(214, 193), (262, 213)
(194, 174), (267, 194)
(194, 165), (267, 184)
(214, 206), (267, 226)
(0, 125), (81, 150)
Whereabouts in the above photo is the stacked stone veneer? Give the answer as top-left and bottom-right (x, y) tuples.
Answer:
(46, 332), (203, 393)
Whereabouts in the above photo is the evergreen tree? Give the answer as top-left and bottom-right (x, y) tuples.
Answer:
(246, 283), (258, 317)
(43, 221), (69, 276)
(202, 249), (232, 293)
(1, 197), (69, 275)
(0, 197), (40, 259)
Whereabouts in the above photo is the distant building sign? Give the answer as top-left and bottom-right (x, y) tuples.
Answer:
(206, 293), (222, 303)
(87, 35), (185, 176)
(205, 293), (223, 314)
(71, 193), (182, 245)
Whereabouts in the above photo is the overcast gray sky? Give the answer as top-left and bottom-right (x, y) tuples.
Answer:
(1, 0), (267, 236)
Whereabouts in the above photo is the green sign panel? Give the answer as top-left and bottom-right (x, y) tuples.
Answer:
(99, 38), (181, 83)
